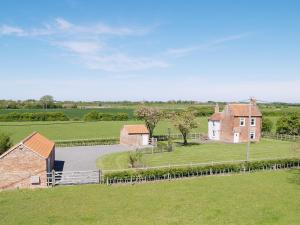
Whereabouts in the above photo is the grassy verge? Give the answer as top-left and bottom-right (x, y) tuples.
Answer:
(1, 170), (300, 225)
(97, 139), (297, 170)
(0, 118), (208, 143)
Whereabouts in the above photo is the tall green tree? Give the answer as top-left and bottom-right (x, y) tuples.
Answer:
(40, 95), (54, 110)
(135, 106), (162, 138)
(0, 132), (12, 155)
(276, 114), (300, 135)
(173, 110), (198, 145)
(262, 118), (273, 133)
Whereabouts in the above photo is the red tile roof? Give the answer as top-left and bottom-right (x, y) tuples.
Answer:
(123, 125), (149, 134)
(228, 104), (262, 117)
(209, 112), (222, 121)
(22, 132), (54, 158)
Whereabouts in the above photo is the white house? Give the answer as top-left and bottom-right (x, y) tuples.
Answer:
(208, 104), (222, 140)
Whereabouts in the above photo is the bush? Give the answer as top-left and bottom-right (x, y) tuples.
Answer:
(0, 133), (12, 155)
(0, 112), (69, 121)
(262, 118), (273, 133)
(83, 111), (129, 121)
(276, 114), (300, 135)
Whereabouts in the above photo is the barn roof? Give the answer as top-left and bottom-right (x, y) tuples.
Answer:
(209, 112), (222, 121)
(228, 104), (262, 117)
(123, 125), (149, 134)
(0, 132), (54, 159)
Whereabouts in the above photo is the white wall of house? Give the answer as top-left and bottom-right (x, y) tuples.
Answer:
(208, 120), (221, 140)
(142, 134), (149, 145)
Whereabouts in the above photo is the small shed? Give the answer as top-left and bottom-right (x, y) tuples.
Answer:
(120, 125), (150, 146)
(0, 132), (55, 190)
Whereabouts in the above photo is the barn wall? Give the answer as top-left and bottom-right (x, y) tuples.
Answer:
(0, 145), (49, 190)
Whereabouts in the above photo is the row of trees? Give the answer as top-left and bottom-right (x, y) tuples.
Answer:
(262, 114), (300, 135)
(135, 106), (198, 145)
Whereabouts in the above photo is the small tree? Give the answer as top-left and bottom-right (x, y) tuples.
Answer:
(128, 151), (143, 168)
(40, 95), (54, 110)
(173, 110), (198, 145)
(262, 118), (273, 133)
(0, 132), (12, 155)
(135, 106), (162, 138)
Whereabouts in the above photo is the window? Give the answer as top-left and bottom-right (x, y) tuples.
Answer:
(212, 130), (216, 137)
(240, 118), (245, 126)
(212, 121), (215, 126)
(250, 118), (256, 126)
(250, 131), (255, 140)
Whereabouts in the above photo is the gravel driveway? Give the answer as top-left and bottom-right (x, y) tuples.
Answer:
(55, 145), (134, 171)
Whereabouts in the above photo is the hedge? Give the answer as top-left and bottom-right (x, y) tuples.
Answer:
(0, 112), (69, 121)
(83, 111), (129, 121)
(103, 158), (300, 183)
(55, 138), (119, 147)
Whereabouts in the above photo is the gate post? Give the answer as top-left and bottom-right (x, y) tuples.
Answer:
(51, 169), (55, 187)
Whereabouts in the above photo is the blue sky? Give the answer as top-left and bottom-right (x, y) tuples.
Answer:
(0, 0), (299, 102)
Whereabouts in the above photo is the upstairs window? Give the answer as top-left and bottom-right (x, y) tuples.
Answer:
(212, 121), (215, 126)
(240, 118), (245, 126)
(250, 118), (256, 126)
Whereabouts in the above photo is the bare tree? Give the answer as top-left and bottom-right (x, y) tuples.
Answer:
(135, 106), (162, 138)
(173, 110), (198, 145)
(40, 95), (54, 110)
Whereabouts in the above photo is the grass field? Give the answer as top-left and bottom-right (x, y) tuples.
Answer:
(0, 118), (208, 143)
(97, 139), (297, 170)
(1, 170), (300, 225)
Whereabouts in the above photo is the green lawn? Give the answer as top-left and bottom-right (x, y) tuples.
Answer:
(97, 139), (297, 170)
(0, 118), (208, 143)
(1, 171), (300, 225)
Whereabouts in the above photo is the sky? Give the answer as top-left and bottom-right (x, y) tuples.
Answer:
(0, 0), (299, 102)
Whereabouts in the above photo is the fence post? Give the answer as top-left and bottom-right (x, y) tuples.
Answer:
(51, 169), (55, 187)
(98, 169), (102, 184)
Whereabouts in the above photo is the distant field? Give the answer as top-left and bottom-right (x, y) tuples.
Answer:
(0, 118), (208, 143)
(97, 139), (298, 170)
(1, 171), (300, 225)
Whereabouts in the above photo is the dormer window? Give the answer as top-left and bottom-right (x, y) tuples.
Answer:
(250, 118), (256, 126)
(240, 118), (245, 126)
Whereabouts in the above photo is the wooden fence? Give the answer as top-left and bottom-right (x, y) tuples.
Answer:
(262, 133), (300, 142)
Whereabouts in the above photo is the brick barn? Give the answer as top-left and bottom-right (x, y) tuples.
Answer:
(0, 132), (55, 190)
(208, 98), (262, 143)
(120, 125), (150, 146)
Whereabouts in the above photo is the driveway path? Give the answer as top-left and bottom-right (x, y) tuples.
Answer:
(55, 145), (134, 171)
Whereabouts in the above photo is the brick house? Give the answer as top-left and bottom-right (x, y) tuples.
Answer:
(0, 132), (55, 190)
(208, 99), (262, 143)
(120, 125), (150, 146)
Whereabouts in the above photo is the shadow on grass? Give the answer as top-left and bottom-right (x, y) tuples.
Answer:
(175, 142), (202, 147)
(287, 169), (300, 185)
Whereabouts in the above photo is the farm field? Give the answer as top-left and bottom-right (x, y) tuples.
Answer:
(0, 118), (208, 143)
(1, 170), (300, 225)
(97, 139), (298, 170)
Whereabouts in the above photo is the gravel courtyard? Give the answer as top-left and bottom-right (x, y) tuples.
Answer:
(55, 145), (134, 171)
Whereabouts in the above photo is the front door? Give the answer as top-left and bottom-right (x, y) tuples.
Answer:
(233, 133), (240, 143)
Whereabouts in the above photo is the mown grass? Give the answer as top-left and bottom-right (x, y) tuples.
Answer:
(0, 118), (208, 143)
(1, 171), (300, 225)
(97, 139), (297, 170)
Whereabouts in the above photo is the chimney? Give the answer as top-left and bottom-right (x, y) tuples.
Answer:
(214, 103), (219, 113)
(250, 97), (257, 105)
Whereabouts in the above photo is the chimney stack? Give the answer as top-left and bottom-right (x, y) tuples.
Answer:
(215, 103), (219, 113)
(250, 97), (257, 105)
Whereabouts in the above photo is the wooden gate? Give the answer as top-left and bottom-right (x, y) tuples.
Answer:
(47, 170), (101, 186)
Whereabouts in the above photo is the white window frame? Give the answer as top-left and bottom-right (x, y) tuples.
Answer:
(250, 118), (256, 126)
(240, 118), (245, 126)
(250, 131), (255, 140)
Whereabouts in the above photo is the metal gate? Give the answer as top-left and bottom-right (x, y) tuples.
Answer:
(47, 170), (101, 186)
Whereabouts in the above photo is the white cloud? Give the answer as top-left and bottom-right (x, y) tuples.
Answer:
(57, 41), (102, 54)
(165, 33), (249, 57)
(0, 25), (26, 36)
(55, 18), (73, 30)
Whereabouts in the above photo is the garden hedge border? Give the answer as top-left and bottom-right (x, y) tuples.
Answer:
(103, 158), (300, 184)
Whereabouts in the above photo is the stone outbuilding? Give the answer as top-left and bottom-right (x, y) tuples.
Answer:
(0, 132), (55, 190)
(208, 98), (262, 143)
(120, 125), (150, 146)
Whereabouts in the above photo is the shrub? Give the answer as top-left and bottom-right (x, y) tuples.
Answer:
(276, 114), (300, 135)
(128, 151), (143, 168)
(0, 132), (12, 155)
(83, 111), (129, 121)
(262, 118), (273, 133)
(0, 112), (69, 121)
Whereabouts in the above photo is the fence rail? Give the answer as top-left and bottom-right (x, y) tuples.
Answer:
(262, 133), (300, 142)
